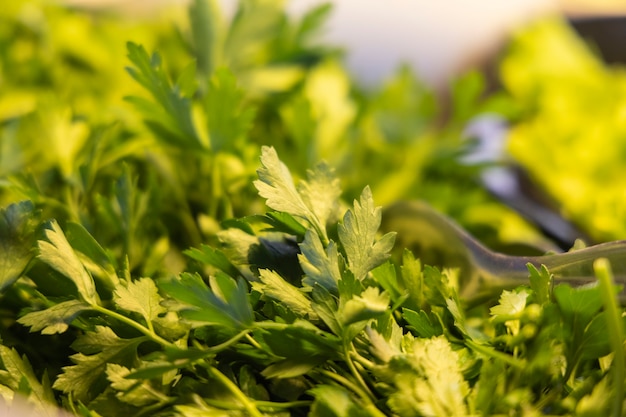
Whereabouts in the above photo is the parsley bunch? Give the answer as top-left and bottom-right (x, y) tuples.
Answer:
(0, 147), (624, 416)
(0, 1), (625, 416)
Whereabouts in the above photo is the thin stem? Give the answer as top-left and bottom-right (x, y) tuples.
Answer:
(344, 342), (376, 402)
(205, 365), (263, 417)
(92, 304), (176, 348)
(318, 368), (388, 417)
(351, 350), (376, 369)
(254, 400), (312, 410)
(319, 369), (368, 399)
(245, 333), (264, 350)
(595, 258), (624, 417)
(204, 398), (312, 411)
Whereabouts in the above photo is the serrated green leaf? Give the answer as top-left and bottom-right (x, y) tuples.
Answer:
(400, 249), (424, 310)
(490, 289), (530, 335)
(388, 336), (470, 417)
(37, 221), (99, 305)
(297, 161), (341, 232)
(18, 300), (91, 335)
(490, 289), (530, 318)
(114, 278), (166, 324)
(65, 221), (119, 290)
(252, 269), (318, 320)
(159, 272), (253, 330)
(554, 283), (603, 325)
(261, 211), (308, 237)
(0, 346), (57, 412)
(53, 327), (145, 402)
(371, 262), (403, 303)
(402, 309), (443, 338)
(528, 263), (551, 305)
(258, 319), (340, 360)
(217, 227), (259, 280)
(0, 201), (38, 293)
(365, 318), (404, 363)
(311, 284), (342, 336)
(106, 363), (166, 406)
(338, 186), (396, 280)
(299, 230), (341, 292)
(184, 244), (241, 278)
(254, 147), (314, 220)
(339, 287), (389, 327)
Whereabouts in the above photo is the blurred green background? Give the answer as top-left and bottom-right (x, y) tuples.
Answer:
(2, 0), (626, 277)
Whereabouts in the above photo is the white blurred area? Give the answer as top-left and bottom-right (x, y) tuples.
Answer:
(286, 0), (557, 88)
(56, 0), (626, 88)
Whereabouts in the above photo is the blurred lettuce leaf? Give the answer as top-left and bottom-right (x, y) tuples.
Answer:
(502, 18), (626, 241)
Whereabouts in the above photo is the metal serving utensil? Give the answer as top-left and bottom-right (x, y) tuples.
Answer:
(382, 201), (626, 303)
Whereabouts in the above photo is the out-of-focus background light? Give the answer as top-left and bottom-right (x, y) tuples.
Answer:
(57, 0), (626, 89)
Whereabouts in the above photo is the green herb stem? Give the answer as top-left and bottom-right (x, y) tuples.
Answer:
(594, 258), (625, 417)
(351, 350), (376, 369)
(92, 304), (176, 348)
(212, 329), (252, 351)
(204, 365), (264, 417)
(318, 367), (385, 416)
(344, 342), (377, 402)
(254, 400), (312, 410)
(464, 339), (526, 369)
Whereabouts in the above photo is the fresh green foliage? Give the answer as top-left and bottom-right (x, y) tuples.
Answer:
(502, 18), (626, 241)
(3, 146), (624, 416)
(0, 201), (38, 292)
(0, 1), (625, 416)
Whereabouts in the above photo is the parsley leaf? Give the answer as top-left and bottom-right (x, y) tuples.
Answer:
(0, 201), (38, 292)
(254, 146), (337, 241)
(387, 336), (470, 417)
(113, 278), (166, 326)
(159, 272), (253, 330)
(299, 230), (342, 292)
(490, 289), (530, 335)
(252, 269), (318, 320)
(18, 300), (92, 335)
(298, 161), (342, 232)
(0, 345), (57, 412)
(53, 327), (145, 402)
(338, 186), (396, 281)
(37, 221), (100, 305)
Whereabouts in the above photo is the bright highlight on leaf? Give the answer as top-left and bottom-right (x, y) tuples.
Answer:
(339, 187), (396, 281)
(299, 230), (342, 292)
(18, 300), (91, 335)
(38, 221), (100, 305)
(53, 327), (145, 402)
(252, 269), (318, 320)
(114, 278), (166, 325)
(254, 146), (340, 242)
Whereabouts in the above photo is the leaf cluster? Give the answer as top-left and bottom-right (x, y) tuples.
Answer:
(0, 1), (625, 416)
